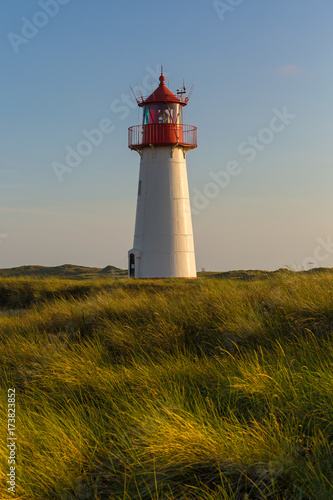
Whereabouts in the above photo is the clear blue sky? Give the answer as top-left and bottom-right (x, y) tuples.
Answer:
(1, 0), (332, 271)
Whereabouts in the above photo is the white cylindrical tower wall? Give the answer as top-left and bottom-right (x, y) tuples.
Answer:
(131, 145), (196, 278)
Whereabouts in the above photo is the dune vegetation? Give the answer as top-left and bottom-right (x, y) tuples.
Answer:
(1, 270), (333, 499)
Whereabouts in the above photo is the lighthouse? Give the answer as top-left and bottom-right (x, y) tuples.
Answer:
(128, 69), (197, 278)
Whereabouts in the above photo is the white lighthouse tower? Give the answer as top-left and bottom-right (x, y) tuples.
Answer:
(128, 69), (197, 278)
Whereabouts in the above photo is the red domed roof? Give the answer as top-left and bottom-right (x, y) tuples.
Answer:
(138, 73), (186, 107)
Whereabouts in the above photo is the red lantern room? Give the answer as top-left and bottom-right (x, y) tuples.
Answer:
(128, 70), (197, 151)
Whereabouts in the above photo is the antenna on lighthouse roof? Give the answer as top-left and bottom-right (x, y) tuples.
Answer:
(137, 82), (144, 99)
(177, 79), (187, 98)
(130, 85), (140, 104)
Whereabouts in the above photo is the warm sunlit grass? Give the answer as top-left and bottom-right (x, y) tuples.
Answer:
(1, 272), (333, 498)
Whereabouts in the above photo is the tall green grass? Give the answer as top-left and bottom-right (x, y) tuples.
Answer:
(1, 273), (333, 498)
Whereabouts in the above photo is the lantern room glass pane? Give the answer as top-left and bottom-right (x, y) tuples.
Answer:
(158, 105), (169, 123)
(176, 105), (183, 124)
(143, 107), (149, 125)
(142, 104), (182, 125)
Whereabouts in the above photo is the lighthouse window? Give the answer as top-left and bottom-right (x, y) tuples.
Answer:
(158, 105), (169, 123)
(177, 106), (183, 124)
(143, 105), (181, 125)
(143, 107), (150, 125)
(143, 106), (156, 125)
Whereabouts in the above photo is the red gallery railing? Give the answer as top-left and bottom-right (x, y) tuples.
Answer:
(128, 124), (197, 150)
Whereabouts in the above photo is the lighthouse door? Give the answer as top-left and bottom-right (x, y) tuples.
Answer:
(129, 253), (135, 278)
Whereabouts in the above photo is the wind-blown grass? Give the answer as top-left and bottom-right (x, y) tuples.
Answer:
(1, 272), (333, 498)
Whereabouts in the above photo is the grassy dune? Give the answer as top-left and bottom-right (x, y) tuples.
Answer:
(1, 272), (333, 499)
(0, 264), (127, 280)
